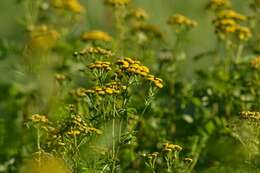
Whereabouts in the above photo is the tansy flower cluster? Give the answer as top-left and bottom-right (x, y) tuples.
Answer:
(116, 57), (163, 88)
(76, 47), (114, 57)
(129, 8), (149, 20)
(206, 0), (231, 11)
(167, 14), (197, 29)
(81, 30), (112, 42)
(30, 114), (49, 123)
(163, 143), (183, 152)
(50, 0), (85, 13)
(240, 111), (260, 121)
(104, 0), (130, 6)
(250, 56), (260, 69)
(65, 115), (102, 136)
(213, 9), (251, 41)
(73, 82), (127, 97)
(87, 61), (112, 71)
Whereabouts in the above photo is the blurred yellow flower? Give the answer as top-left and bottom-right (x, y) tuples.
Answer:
(81, 30), (112, 42)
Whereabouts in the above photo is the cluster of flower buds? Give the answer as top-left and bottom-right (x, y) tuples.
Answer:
(73, 81), (127, 97)
(87, 61), (112, 71)
(76, 46), (114, 57)
(128, 8), (148, 20)
(66, 115), (102, 136)
(206, 0), (231, 11)
(240, 111), (260, 121)
(30, 114), (49, 123)
(163, 143), (183, 152)
(104, 0), (130, 6)
(167, 14), (197, 29)
(213, 9), (251, 41)
(116, 57), (163, 88)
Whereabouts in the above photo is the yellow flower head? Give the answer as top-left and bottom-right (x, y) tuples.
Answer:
(163, 143), (183, 152)
(235, 26), (251, 41)
(87, 61), (112, 71)
(105, 0), (130, 6)
(81, 30), (112, 42)
(30, 114), (49, 123)
(66, 0), (85, 13)
(216, 10), (247, 21)
(77, 46), (114, 57)
(129, 8), (149, 20)
(167, 14), (197, 28)
(206, 0), (231, 11)
(50, 0), (85, 13)
(146, 74), (163, 88)
(240, 111), (260, 121)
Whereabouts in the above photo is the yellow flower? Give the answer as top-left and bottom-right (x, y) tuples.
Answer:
(216, 10), (246, 21)
(163, 143), (183, 152)
(105, 0), (130, 6)
(66, 0), (85, 13)
(129, 8), (149, 20)
(235, 26), (251, 41)
(240, 111), (260, 121)
(67, 130), (81, 136)
(81, 30), (112, 42)
(50, 0), (85, 13)
(77, 46), (114, 57)
(87, 61), (112, 71)
(30, 114), (49, 123)
(167, 14), (197, 28)
(206, 0), (231, 10)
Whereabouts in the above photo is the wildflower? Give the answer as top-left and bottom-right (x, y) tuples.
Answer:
(216, 10), (246, 21)
(235, 26), (251, 41)
(87, 61), (112, 71)
(129, 8), (149, 20)
(206, 0), (231, 11)
(116, 57), (150, 77)
(240, 111), (260, 121)
(30, 114), (49, 123)
(146, 75), (163, 88)
(104, 0), (130, 6)
(66, 0), (85, 13)
(66, 129), (81, 136)
(251, 56), (260, 69)
(163, 143), (183, 152)
(50, 0), (85, 13)
(81, 30), (112, 42)
(77, 46), (114, 57)
(167, 14), (197, 29)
